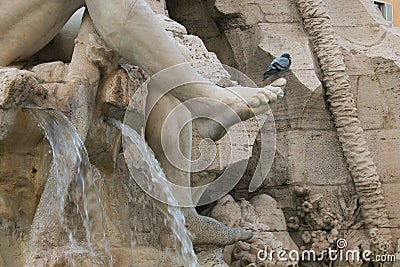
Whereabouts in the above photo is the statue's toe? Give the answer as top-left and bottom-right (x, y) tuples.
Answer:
(236, 229), (253, 243)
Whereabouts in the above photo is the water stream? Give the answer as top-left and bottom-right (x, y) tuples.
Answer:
(109, 118), (199, 267)
(32, 109), (112, 266)
(30, 108), (197, 266)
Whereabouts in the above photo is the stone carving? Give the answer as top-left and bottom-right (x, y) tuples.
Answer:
(288, 186), (373, 266)
(294, 0), (393, 255)
(0, 0), (287, 265)
(23, 13), (118, 266)
(166, 0), (400, 264)
(208, 194), (298, 267)
(2, 0), (400, 266)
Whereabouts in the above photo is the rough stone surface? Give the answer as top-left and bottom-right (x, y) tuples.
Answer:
(167, 0), (400, 239)
(0, 68), (38, 109)
(2, 0), (400, 266)
(209, 194), (298, 266)
(167, 0), (400, 261)
(111, 247), (180, 267)
(196, 247), (229, 267)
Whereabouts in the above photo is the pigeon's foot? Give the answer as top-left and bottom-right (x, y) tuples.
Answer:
(192, 78), (286, 141)
(183, 208), (253, 246)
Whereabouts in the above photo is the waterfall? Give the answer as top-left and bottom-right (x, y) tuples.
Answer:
(32, 109), (112, 266)
(108, 118), (199, 267)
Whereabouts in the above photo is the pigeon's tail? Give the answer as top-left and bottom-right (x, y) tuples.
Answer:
(262, 69), (278, 81)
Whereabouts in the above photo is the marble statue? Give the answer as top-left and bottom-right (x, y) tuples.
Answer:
(0, 0), (286, 247)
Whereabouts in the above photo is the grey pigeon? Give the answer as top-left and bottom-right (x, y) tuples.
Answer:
(262, 53), (291, 81)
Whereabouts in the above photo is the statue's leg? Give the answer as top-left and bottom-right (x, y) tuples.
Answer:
(0, 0), (84, 66)
(86, 0), (285, 140)
(145, 91), (252, 246)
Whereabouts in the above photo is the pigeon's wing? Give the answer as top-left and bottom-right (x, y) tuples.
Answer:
(271, 57), (291, 71)
(262, 57), (291, 80)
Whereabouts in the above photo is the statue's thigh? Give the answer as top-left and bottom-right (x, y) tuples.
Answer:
(86, 0), (185, 74)
(0, 0), (83, 66)
(85, 0), (151, 50)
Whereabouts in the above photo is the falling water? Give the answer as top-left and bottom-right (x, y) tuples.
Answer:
(31, 109), (112, 266)
(108, 118), (199, 267)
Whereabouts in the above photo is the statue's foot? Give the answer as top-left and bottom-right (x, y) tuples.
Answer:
(183, 208), (253, 246)
(192, 78), (286, 141)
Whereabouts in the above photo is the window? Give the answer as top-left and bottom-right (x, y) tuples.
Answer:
(385, 3), (393, 25)
(371, 1), (394, 26)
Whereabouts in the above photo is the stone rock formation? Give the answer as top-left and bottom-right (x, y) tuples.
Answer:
(167, 0), (400, 264)
(0, 0), (287, 265)
(1, 0), (400, 266)
(295, 0), (393, 256)
(209, 194), (298, 266)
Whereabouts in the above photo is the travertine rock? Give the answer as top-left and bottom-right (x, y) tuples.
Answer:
(167, 0), (400, 251)
(295, 0), (393, 255)
(111, 247), (180, 267)
(0, 68), (38, 109)
(210, 194), (298, 266)
(2, 0), (400, 265)
(196, 247), (229, 267)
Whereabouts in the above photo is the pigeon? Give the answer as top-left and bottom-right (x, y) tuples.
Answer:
(262, 53), (291, 81)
